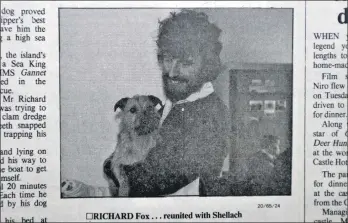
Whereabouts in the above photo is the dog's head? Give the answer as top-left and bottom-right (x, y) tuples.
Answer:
(114, 95), (164, 136)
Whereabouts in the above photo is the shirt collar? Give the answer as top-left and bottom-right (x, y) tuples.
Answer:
(164, 82), (214, 107)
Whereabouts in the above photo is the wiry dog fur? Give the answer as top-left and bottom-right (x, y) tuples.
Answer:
(103, 95), (163, 196)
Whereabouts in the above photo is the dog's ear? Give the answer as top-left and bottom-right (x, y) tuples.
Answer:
(148, 95), (162, 107)
(148, 95), (164, 115)
(114, 97), (129, 112)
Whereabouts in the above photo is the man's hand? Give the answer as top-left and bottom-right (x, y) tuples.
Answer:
(61, 179), (111, 197)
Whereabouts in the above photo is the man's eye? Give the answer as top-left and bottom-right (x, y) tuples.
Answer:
(130, 108), (137, 113)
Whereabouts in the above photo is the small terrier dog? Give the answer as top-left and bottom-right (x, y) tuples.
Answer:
(103, 95), (163, 196)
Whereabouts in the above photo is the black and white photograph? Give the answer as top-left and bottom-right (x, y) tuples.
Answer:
(59, 8), (293, 198)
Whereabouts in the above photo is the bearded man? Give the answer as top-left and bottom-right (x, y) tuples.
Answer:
(109, 9), (229, 196)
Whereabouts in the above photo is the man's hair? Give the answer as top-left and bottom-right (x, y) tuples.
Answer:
(156, 10), (223, 82)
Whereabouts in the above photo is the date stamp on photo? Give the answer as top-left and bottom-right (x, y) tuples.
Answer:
(257, 204), (281, 208)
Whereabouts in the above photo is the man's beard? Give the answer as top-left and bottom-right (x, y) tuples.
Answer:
(162, 73), (204, 103)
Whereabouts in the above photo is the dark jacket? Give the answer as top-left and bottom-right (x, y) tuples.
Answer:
(123, 92), (229, 196)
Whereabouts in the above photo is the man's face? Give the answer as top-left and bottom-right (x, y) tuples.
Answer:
(160, 51), (205, 102)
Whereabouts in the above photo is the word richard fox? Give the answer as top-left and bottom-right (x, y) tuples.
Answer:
(86, 213), (150, 220)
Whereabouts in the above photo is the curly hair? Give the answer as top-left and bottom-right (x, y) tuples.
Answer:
(156, 10), (223, 82)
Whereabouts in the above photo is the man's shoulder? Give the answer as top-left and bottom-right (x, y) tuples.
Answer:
(189, 92), (228, 115)
(161, 92), (228, 131)
(186, 93), (229, 134)
(202, 93), (228, 123)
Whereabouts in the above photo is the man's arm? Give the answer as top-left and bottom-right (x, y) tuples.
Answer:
(122, 112), (228, 196)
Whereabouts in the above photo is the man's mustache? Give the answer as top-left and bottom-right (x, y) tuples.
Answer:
(163, 73), (189, 83)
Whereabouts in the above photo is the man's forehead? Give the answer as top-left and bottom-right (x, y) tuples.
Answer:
(158, 29), (203, 57)
(160, 45), (200, 60)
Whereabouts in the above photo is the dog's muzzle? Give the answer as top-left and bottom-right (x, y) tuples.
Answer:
(135, 116), (159, 136)
(135, 124), (155, 136)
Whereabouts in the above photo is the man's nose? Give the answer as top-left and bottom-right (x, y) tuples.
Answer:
(169, 59), (181, 78)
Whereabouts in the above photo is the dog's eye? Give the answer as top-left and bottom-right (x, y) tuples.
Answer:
(130, 107), (137, 113)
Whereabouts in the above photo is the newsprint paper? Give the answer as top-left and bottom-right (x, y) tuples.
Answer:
(0, 1), (347, 222)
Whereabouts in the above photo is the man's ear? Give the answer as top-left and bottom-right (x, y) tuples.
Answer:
(114, 97), (129, 112)
(148, 95), (164, 115)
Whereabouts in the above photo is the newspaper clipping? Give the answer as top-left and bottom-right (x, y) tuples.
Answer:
(0, 1), (347, 222)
